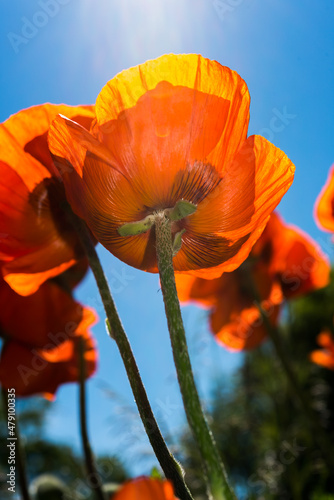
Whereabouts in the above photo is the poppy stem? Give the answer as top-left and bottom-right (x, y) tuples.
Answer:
(74, 216), (194, 500)
(1, 388), (31, 500)
(154, 212), (237, 500)
(78, 337), (106, 500)
(250, 283), (334, 471)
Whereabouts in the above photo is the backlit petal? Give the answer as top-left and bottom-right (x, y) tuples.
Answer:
(96, 54), (250, 175)
(0, 103), (94, 187)
(0, 278), (89, 346)
(175, 135), (294, 277)
(253, 212), (330, 298)
(0, 273), (97, 399)
(209, 268), (281, 351)
(314, 164), (334, 232)
(175, 273), (223, 307)
(48, 55), (294, 275)
(0, 330), (97, 399)
(0, 104), (94, 294)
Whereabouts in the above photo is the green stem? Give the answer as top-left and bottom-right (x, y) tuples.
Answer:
(75, 216), (193, 500)
(154, 212), (236, 500)
(1, 388), (31, 500)
(249, 279), (334, 471)
(78, 337), (106, 500)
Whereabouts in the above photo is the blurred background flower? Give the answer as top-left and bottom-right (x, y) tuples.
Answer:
(175, 212), (330, 350)
(0, 104), (94, 295)
(0, 264), (98, 398)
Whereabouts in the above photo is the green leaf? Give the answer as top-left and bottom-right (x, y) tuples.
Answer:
(168, 200), (197, 221)
(150, 466), (162, 479)
(118, 215), (154, 236)
(172, 229), (186, 256)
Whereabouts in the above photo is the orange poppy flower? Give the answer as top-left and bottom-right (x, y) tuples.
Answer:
(0, 103), (94, 296)
(112, 477), (176, 500)
(310, 331), (334, 370)
(48, 54), (294, 277)
(175, 253), (282, 351)
(175, 212), (330, 350)
(314, 164), (334, 233)
(0, 274), (97, 399)
(251, 212), (330, 299)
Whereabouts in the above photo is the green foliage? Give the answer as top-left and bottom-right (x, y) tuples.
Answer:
(150, 466), (163, 479)
(180, 279), (334, 499)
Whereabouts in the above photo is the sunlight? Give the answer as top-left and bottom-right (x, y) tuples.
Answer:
(76, 0), (200, 73)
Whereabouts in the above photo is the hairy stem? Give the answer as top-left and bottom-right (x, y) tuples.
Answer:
(78, 337), (106, 500)
(155, 212), (236, 500)
(75, 216), (193, 500)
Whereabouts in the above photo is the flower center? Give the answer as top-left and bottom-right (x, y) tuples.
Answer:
(117, 200), (197, 255)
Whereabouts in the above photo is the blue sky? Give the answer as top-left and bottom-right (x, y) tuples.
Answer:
(1, 0), (334, 478)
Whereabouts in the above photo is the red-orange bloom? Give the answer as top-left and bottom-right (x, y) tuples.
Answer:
(251, 212), (330, 299)
(0, 274), (97, 399)
(310, 331), (334, 370)
(0, 103), (94, 296)
(314, 164), (334, 233)
(112, 477), (176, 500)
(49, 54), (294, 277)
(176, 212), (330, 350)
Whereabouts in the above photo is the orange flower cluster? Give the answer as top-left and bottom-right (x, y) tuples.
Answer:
(0, 104), (98, 398)
(176, 212), (330, 351)
(0, 54), (298, 394)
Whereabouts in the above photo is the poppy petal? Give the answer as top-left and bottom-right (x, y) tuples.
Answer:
(0, 330), (97, 399)
(0, 103), (94, 185)
(310, 331), (334, 370)
(96, 54), (250, 176)
(48, 56), (294, 275)
(0, 277), (90, 346)
(113, 477), (176, 500)
(253, 212), (330, 298)
(174, 135), (295, 277)
(279, 227), (330, 298)
(314, 164), (334, 232)
(310, 350), (334, 370)
(210, 277), (282, 351)
(0, 272), (98, 400)
(175, 273), (223, 307)
(0, 104), (94, 295)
